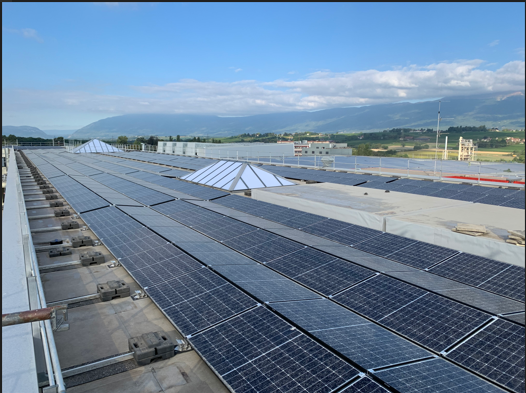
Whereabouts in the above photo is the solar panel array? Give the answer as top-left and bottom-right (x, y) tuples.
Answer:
(212, 195), (524, 301)
(46, 175), (110, 213)
(430, 253), (525, 302)
(109, 151), (216, 171)
(256, 164), (524, 209)
(90, 173), (175, 205)
(22, 149), (524, 393)
(96, 150), (523, 209)
(126, 171), (229, 200)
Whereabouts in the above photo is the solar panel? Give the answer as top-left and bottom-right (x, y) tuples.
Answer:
(285, 213), (328, 229)
(325, 225), (383, 246)
(163, 284), (256, 336)
(122, 247), (203, 286)
(403, 187), (439, 196)
(223, 230), (282, 251)
(235, 279), (322, 303)
(295, 259), (376, 296)
(478, 265), (525, 302)
(333, 275), (427, 321)
(91, 173), (175, 205)
(242, 238), (306, 263)
(352, 233), (418, 256)
(340, 377), (390, 393)
(191, 252), (257, 266)
(428, 189), (462, 198)
(189, 307), (359, 392)
(499, 197), (525, 209)
(448, 191), (487, 202)
(386, 242), (459, 269)
(213, 264), (287, 282)
(474, 194), (509, 206)
(271, 299), (368, 331)
(446, 318), (525, 393)
(316, 323), (432, 370)
(381, 293), (492, 352)
(271, 299), (432, 370)
(47, 175), (110, 213)
(429, 253), (520, 297)
(302, 219), (353, 237)
(266, 248), (338, 277)
(375, 358), (503, 393)
(145, 267), (244, 309)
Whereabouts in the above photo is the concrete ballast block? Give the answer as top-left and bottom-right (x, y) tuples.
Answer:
(61, 220), (80, 230)
(80, 251), (104, 266)
(71, 236), (93, 248)
(129, 332), (174, 366)
(97, 280), (130, 301)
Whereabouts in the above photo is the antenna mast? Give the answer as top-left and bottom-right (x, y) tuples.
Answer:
(434, 101), (441, 173)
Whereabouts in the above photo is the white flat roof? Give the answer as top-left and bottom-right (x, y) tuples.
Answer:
(253, 182), (525, 266)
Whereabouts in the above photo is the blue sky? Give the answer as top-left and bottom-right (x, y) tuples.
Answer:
(2, 2), (525, 130)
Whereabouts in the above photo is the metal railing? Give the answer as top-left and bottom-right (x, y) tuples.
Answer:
(8, 148), (66, 392)
(149, 147), (525, 184)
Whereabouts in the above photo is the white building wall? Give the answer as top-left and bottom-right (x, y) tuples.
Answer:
(158, 142), (294, 158)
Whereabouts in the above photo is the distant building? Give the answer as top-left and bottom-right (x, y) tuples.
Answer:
(301, 142), (352, 156)
(158, 141), (294, 158)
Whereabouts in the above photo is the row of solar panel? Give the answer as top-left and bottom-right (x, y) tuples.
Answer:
(64, 153), (229, 200)
(78, 206), (366, 392)
(131, 199), (523, 393)
(109, 151), (216, 171)
(95, 151), (524, 209)
(33, 151), (228, 202)
(259, 164), (525, 209)
(100, 200), (514, 393)
(213, 195), (525, 302)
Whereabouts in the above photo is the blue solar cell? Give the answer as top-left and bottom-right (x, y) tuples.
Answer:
(242, 237), (306, 263)
(381, 293), (492, 351)
(266, 248), (337, 277)
(315, 323), (432, 370)
(429, 253), (512, 287)
(189, 307), (358, 392)
(352, 233), (417, 256)
(375, 358), (503, 393)
(163, 284), (256, 335)
(446, 319), (525, 393)
(478, 265), (525, 302)
(386, 242), (459, 269)
(333, 275), (427, 321)
(271, 299), (368, 331)
(235, 279), (322, 303)
(295, 259), (375, 296)
(302, 219), (353, 237)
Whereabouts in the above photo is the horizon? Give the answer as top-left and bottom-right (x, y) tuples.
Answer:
(2, 2), (525, 130)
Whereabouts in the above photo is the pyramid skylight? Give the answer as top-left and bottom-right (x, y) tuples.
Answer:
(182, 160), (295, 191)
(71, 139), (123, 153)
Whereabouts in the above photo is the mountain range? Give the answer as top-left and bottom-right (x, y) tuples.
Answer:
(3, 92), (524, 139)
(1, 126), (76, 139)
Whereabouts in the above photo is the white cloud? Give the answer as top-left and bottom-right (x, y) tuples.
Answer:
(288, 71), (296, 75)
(488, 39), (500, 47)
(234, 68), (242, 73)
(3, 28), (43, 42)
(3, 60), (525, 118)
(516, 47), (525, 58)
